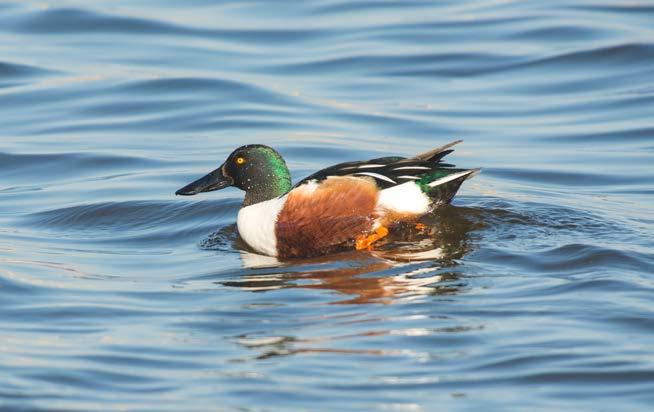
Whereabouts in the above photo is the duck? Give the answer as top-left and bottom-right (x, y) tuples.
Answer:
(176, 140), (478, 259)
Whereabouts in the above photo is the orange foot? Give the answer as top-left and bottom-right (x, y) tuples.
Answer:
(355, 226), (389, 251)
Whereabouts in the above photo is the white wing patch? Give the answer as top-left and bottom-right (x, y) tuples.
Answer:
(354, 172), (396, 184)
(392, 166), (431, 171)
(237, 195), (287, 257)
(356, 164), (386, 169)
(427, 170), (473, 187)
(377, 182), (430, 214)
(340, 164), (385, 170)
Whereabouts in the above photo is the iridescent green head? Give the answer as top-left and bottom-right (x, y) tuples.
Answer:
(175, 144), (292, 206)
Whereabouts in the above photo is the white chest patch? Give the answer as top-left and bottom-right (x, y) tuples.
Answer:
(237, 195), (287, 257)
(376, 182), (430, 215)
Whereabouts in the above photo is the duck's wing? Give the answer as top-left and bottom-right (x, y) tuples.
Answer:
(294, 140), (470, 191)
(293, 156), (403, 189)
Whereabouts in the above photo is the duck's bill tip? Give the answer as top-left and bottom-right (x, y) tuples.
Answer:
(175, 167), (233, 196)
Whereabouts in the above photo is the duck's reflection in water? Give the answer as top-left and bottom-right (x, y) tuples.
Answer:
(222, 205), (479, 305)
(217, 206), (481, 359)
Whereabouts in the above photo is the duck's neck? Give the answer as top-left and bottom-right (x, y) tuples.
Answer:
(243, 171), (292, 207)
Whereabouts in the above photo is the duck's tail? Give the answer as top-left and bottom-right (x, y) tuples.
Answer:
(414, 139), (463, 163)
(412, 140), (479, 204)
(419, 168), (479, 204)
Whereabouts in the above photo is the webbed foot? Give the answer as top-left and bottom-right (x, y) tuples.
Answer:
(355, 226), (389, 251)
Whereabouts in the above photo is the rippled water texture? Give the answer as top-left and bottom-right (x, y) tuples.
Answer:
(1, 1), (653, 410)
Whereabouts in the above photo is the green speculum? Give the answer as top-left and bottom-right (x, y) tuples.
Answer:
(417, 170), (451, 193)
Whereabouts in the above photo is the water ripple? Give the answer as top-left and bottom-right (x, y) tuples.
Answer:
(0, 60), (54, 79)
(0, 0), (653, 410)
(10, 7), (331, 44)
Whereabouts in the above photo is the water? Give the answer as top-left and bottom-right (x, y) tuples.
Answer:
(1, 0), (653, 410)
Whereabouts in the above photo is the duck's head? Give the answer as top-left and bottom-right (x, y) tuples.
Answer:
(176, 144), (292, 206)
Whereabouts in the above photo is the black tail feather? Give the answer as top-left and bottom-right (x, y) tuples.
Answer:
(426, 169), (479, 204)
(414, 140), (462, 162)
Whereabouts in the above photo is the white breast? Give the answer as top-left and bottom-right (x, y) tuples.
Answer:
(237, 195), (287, 257)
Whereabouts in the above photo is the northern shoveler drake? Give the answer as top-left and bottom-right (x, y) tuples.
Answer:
(176, 140), (478, 258)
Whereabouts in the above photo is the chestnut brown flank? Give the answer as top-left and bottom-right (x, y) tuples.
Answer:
(275, 177), (379, 258)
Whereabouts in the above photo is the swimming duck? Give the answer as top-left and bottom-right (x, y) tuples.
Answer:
(176, 140), (477, 258)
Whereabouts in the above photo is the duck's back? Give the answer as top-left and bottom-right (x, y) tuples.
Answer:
(237, 140), (477, 258)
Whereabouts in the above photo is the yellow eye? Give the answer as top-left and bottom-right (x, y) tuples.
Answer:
(235, 157), (245, 165)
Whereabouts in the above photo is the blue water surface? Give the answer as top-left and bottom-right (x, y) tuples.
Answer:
(1, 1), (653, 410)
